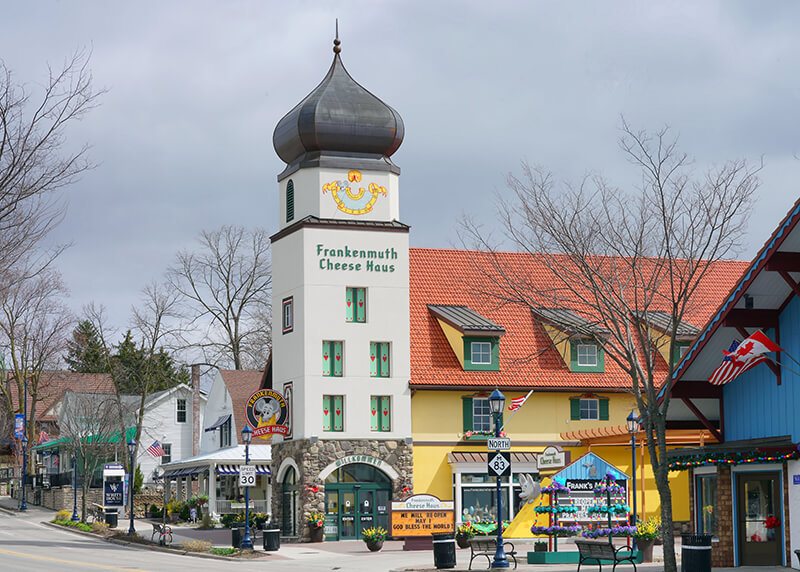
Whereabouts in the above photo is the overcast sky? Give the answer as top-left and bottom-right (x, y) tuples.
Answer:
(2, 1), (799, 333)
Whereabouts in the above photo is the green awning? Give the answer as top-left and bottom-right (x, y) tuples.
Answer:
(32, 427), (136, 450)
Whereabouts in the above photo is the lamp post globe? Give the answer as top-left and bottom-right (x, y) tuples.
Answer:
(127, 439), (136, 535)
(240, 425), (254, 550)
(488, 388), (508, 569)
(626, 411), (639, 551)
(20, 435), (28, 511)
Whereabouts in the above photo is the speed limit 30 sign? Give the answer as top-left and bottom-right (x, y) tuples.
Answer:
(239, 465), (256, 487)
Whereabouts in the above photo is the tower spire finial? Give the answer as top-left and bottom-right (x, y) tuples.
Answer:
(333, 19), (341, 54)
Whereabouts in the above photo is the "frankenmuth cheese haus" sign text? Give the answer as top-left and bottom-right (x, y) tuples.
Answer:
(316, 243), (399, 273)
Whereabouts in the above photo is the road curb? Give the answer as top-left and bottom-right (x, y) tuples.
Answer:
(40, 520), (271, 561)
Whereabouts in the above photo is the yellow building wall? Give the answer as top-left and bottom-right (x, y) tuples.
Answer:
(411, 389), (690, 522)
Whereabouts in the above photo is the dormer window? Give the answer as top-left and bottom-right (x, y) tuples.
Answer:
(427, 305), (505, 373)
(470, 342), (491, 364)
(576, 344), (598, 366)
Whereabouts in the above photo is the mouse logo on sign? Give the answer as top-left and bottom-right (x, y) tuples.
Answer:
(246, 389), (289, 439)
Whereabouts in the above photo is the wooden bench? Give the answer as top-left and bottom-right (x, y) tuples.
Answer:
(467, 537), (517, 570)
(575, 539), (637, 572)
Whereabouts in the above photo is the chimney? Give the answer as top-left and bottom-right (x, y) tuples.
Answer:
(192, 364), (201, 456)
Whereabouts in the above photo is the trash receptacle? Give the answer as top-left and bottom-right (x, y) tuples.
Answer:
(104, 509), (118, 528)
(232, 524), (242, 548)
(263, 526), (281, 551)
(681, 533), (712, 572)
(432, 532), (456, 569)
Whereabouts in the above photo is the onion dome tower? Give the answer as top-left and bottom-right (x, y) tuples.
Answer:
(269, 32), (413, 541)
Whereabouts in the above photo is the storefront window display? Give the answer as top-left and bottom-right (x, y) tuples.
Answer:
(696, 473), (718, 537)
(459, 473), (518, 523)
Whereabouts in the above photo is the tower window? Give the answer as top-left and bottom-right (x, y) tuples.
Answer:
(370, 396), (391, 432)
(346, 287), (366, 323)
(322, 341), (344, 377)
(370, 342), (391, 377)
(286, 179), (294, 222)
(176, 399), (187, 423)
(322, 395), (344, 432)
(282, 297), (294, 334)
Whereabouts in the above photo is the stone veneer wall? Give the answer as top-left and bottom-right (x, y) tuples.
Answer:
(271, 438), (413, 541)
(713, 465), (734, 567)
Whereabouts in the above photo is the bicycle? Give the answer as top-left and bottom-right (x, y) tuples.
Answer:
(151, 523), (173, 546)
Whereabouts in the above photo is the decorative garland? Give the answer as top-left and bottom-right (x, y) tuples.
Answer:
(462, 430), (508, 439)
(668, 449), (799, 471)
(582, 525), (637, 539)
(531, 524), (582, 536)
(587, 503), (630, 515)
(535, 505), (579, 515)
(540, 481), (570, 494)
(594, 473), (626, 495)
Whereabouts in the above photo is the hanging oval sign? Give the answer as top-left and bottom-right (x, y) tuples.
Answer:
(246, 389), (289, 437)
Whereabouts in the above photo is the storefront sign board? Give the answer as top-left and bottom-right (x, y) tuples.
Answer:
(391, 494), (454, 536)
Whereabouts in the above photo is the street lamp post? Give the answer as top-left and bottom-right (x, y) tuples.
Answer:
(240, 425), (254, 550)
(488, 389), (509, 569)
(20, 377), (28, 512)
(20, 435), (28, 511)
(127, 439), (136, 535)
(626, 411), (639, 551)
(72, 455), (80, 521)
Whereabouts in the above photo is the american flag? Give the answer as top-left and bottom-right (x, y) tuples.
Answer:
(508, 391), (532, 411)
(708, 332), (781, 386)
(146, 440), (165, 457)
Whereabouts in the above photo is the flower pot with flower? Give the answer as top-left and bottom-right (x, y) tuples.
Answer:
(362, 526), (387, 551)
(765, 516), (779, 541)
(306, 510), (325, 542)
(456, 522), (477, 548)
(633, 516), (661, 562)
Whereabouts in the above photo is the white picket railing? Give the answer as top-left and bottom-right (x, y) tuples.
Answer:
(216, 499), (269, 514)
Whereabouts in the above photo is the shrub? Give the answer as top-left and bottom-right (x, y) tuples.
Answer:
(56, 510), (72, 521)
(149, 504), (162, 518)
(211, 547), (237, 555)
(181, 540), (212, 552)
(220, 513), (237, 528)
(92, 521), (110, 534)
(179, 504), (190, 521)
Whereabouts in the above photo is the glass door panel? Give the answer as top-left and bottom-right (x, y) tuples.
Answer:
(737, 473), (781, 565)
(359, 490), (374, 535)
(325, 490), (339, 540)
(341, 491), (356, 538)
(375, 489), (390, 531)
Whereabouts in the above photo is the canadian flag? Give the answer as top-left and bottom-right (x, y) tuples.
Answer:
(708, 331), (782, 386)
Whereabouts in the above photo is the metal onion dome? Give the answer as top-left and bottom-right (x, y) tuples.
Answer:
(273, 36), (404, 167)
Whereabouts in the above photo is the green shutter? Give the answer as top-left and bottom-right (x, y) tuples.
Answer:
(322, 396), (332, 431)
(346, 288), (354, 322)
(333, 341), (343, 376)
(463, 398), (473, 432)
(322, 342), (332, 376)
(370, 342), (378, 376)
(570, 398), (580, 420)
(286, 180), (294, 222)
(370, 396), (379, 431)
(333, 395), (343, 431)
(379, 343), (390, 377)
(356, 288), (366, 322)
(380, 396), (391, 431)
(599, 397), (609, 420)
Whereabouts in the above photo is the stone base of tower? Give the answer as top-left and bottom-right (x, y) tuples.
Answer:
(270, 438), (413, 542)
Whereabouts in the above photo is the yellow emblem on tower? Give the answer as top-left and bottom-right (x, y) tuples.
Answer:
(322, 170), (387, 215)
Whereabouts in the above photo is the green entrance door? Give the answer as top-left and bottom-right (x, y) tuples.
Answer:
(324, 463), (392, 540)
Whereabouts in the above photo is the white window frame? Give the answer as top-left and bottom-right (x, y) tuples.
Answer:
(471, 342), (492, 364)
(176, 399), (187, 423)
(282, 297), (293, 334)
(576, 344), (598, 366)
(579, 398), (599, 420)
(472, 397), (492, 432)
(161, 443), (172, 464)
(220, 417), (231, 448)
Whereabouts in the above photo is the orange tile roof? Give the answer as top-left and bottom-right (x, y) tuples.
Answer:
(218, 370), (263, 435)
(409, 248), (748, 391)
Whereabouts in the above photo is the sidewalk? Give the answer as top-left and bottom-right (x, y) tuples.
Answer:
(0, 497), (794, 571)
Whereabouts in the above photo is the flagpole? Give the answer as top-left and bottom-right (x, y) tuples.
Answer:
(500, 390), (533, 432)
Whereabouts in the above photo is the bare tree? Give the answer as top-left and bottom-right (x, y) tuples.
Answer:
(168, 225), (272, 369)
(460, 122), (759, 572)
(0, 267), (74, 457)
(86, 283), (188, 472)
(0, 50), (101, 282)
(59, 390), (127, 523)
